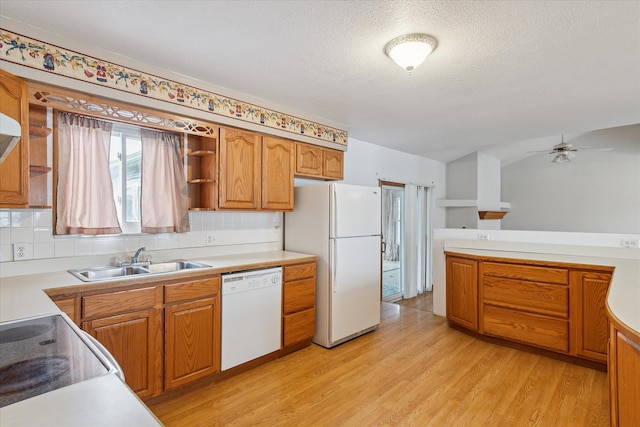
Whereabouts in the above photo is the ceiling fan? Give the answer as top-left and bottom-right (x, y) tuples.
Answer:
(528, 135), (612, 163)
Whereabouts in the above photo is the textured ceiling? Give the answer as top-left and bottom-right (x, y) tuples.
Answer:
(1, 1), (638, 163)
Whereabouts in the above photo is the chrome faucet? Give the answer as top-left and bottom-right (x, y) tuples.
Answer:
(131, 246), (146, 264)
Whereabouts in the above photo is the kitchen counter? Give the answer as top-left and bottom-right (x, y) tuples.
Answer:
(0, 250), (316, 427)
(443, 240), (640, 335)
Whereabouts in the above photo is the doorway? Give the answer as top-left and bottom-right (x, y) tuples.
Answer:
(381, 182), (404, 302)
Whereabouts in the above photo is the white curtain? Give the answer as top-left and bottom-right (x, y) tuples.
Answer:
(140, 129), (190, 233)
(403, 184), (432, 297)
(382, 189), (400, 261)
(56, 112), (121, 235)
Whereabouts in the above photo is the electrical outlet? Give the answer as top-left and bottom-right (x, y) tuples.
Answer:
(206, 234), (216, 246)
(621, 239), (639, 249)
(13, 243), (34, 260)
(477, 233), (489, 241)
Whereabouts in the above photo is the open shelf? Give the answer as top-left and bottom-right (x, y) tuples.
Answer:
(478, 211), (508, 220)
(29, 125), (51, 138)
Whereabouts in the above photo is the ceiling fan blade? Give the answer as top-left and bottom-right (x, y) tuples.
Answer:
(577, 147), (613, 152)
(526, 149), (556, 154)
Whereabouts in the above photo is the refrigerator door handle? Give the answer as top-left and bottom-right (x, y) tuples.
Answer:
(331, 239), (337, 293)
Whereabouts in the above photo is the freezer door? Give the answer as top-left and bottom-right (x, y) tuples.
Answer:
(331, 183), (381, 238)
(330, 235), (381, 344)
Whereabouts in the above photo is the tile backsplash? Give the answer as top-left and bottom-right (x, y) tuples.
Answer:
(0, 209), (282, 263)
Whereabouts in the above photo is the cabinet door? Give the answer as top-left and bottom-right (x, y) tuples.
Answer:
(283, 308), (315, 347)
(83, 308), (163, 398)
(295, 143), (323, 177)
(262, 136), (294, 211)
(322, 149), (344, 180)
(571, 270), (611, 362)
(218, 127), (261, 209)
(0, 69), (29, 207)
(165, 296), (219, 390)
(446, 256), (478, 331)
(610, 327), (640, 427)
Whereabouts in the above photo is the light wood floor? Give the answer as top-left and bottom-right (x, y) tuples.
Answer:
(395, 291), (433, 312)
(148, 302), (609, 426)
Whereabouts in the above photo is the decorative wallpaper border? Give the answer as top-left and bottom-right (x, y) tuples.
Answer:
(0, 28), (348, 145)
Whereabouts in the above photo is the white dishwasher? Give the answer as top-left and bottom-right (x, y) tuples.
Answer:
(221, 267), (282, 371)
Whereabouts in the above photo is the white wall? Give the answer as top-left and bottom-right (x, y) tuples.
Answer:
(501, 125), (640, 233)
(342, 137), (447, 228)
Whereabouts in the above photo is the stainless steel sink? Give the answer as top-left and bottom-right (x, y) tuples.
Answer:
(69, 265), (152, 282)
(69, 260), (210, 282)
(147, 260), (209, 273)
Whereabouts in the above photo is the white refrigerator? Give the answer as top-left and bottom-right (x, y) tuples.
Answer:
(285, 183), (381, 348)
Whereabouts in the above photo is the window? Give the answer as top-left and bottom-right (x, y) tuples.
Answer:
(109, 125), (142, 233)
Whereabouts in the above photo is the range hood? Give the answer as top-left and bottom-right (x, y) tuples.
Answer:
(0, 112), (22, 163)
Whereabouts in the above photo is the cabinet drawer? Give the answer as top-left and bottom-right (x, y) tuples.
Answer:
(283, 278), (315, 314)
(482, 262), (568, 285)
(165, 276), (220, 304)
(482, 276), (568, 318)
(283, 308), (315, 347)
(284, 262), (316, 282)
(83, 287), (158, 319)
(483, 305), (569, 353)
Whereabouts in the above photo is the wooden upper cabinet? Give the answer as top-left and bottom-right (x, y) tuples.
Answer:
(295, 142), (344, 180)
(218, 127), (262, 209)
(0, 69), (29, 207)
(295, 143), (323, 177)
(262, 136), (294, 211)
(323, 149), (344, 180)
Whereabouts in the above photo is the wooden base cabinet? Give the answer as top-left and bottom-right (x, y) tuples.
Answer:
(446, 256), (478, 331)
(283, 262), (316, 347)
(81, 286), (163, 399)
(164, 277), (220, 390)
(608, 320), (640, 427)
(445, 253), (613, 366)
(571, 270), (611, 363)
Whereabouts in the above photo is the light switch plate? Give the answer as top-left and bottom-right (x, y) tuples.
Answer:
(13, 242), (34, 260)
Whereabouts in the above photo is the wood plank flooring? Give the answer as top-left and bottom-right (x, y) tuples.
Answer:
(395, 291), (433, 312)
(147, 302), (609, 426)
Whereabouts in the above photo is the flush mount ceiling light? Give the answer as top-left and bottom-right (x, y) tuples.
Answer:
(384, 33), (438, 73)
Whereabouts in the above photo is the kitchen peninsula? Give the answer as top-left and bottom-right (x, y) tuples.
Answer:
(443, 239), (640, 426)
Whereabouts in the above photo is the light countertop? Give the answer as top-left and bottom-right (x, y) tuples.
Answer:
(0, 250), (316, 427)
(443, 240), (640, 334)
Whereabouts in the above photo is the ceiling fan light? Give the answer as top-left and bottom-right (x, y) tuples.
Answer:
(384, 34), (437, 72)
(552, 152), (571, 163)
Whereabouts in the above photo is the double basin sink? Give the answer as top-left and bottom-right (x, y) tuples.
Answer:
(69, 260), (210, 282)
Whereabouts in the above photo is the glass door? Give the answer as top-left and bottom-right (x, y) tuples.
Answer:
(381, 183), (404, 302)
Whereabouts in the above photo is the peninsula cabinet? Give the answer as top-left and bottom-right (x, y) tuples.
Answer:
(446, 256), (478, 331)
(282, 262), (317, 347)
(445, 252), (613, 366)
(0, 69), (29, 208)
(164, 276), (220, 390)
(81, 286), (163, 399)
(218, 127), (295, 211)
(571, 270), (611, 363)
(608, 317), (640, 427)
(295, 142), (344, 181)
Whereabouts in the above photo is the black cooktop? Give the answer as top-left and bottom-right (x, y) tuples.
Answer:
(0, 314), (110, 407)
